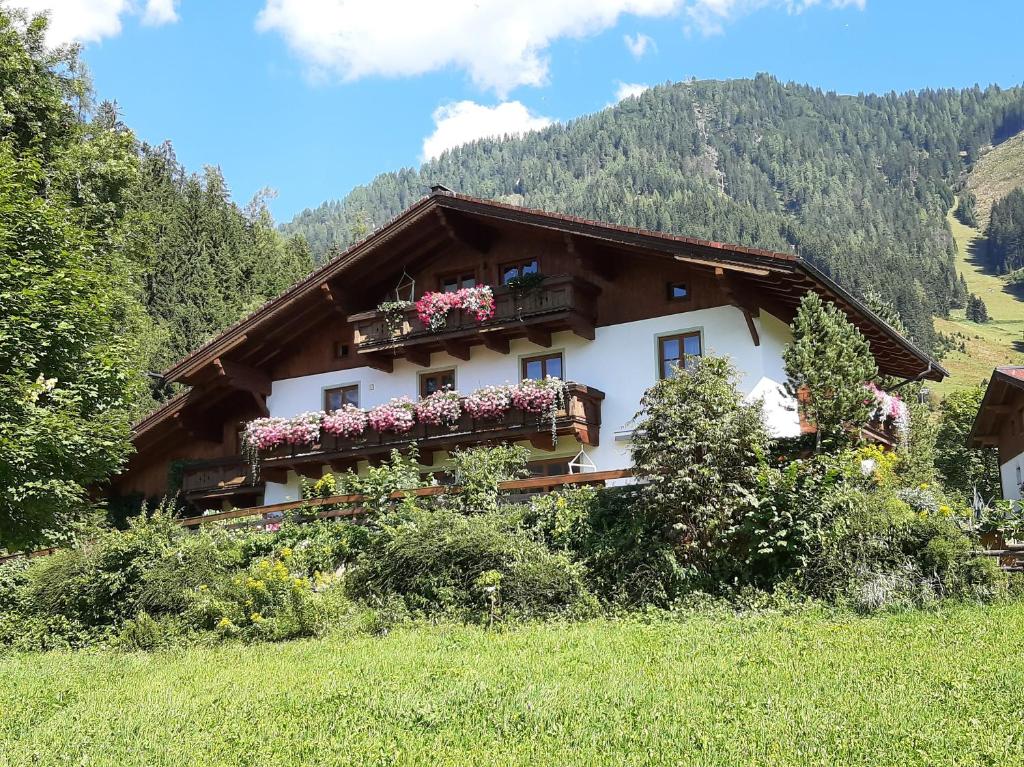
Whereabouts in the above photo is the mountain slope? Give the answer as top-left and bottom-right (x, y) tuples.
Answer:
(965, 129), (1024, 227)
(285, 76), (1024, 350)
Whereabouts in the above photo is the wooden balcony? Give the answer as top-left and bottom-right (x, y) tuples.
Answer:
(180, 457), (263, 506)
(347, 275), (599, 368)
(258, 382), (605, 482)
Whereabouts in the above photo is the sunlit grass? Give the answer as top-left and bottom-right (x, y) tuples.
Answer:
(3, 604), (1023, 766)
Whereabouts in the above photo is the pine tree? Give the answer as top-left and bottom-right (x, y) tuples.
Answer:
(965, 293), (989, 323)
(784, 292), (878, 452)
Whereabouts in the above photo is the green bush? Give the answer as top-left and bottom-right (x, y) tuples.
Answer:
(346, 507), (594, 620)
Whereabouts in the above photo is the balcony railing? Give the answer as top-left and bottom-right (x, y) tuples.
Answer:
(259, 382), (604, 481)
(180, 457), (263, 502)
(348, 275), (599, 358)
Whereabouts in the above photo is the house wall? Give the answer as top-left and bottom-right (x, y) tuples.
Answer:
(994, 388), (1024, 500)
(262, 305), (799, 504)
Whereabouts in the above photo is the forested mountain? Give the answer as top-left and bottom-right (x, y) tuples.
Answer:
(285, 76), (1024, 349)
(985, 187), (1024, 273)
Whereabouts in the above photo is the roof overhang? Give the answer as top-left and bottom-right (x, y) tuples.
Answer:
(967, 367), (1024, 448)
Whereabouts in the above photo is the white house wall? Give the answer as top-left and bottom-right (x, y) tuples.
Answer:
(1000, 453), (1023, 501)
(262, 305), (799, 504)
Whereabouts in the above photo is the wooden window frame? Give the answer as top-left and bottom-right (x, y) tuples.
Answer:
(323, 383), (359, 411)
(418, 368), (457, 398)
(667, 281), (690, 301)
(437, 269), (479, 293)
(658, 331), (702, 379)
(499, 258), (540, 285)
(521, 351), (564, 381)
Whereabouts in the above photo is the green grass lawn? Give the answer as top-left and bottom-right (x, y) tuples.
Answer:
(933, 204), (1024, 395)
(3, 604), (1023, 766)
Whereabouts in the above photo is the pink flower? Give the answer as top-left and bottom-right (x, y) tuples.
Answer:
(367, 396), (416, 434)
(415, 389), (462, 426)
(243, 413), (321, 451)
(464, 385), (512, 420)
(322, 404), (368, 438)
(510, 377), (560, 414)
(414, 286), (495, 331)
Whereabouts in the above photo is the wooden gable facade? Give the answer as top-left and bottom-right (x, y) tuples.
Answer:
(111, 190), (946, 508)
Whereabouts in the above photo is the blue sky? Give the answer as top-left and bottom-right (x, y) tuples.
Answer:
(20, 0), (1024, 223)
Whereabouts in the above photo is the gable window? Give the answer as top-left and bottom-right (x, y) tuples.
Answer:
(522, 352), (563, 381)
(659, 332), (702, 379)
(419, 369), (456, 397)
(439, 272), (477, 293)
(667, 282), (689, 301)
(500, 259), (539, 285)
(334, 341), (350, 359)
(324, 384), (359, 411)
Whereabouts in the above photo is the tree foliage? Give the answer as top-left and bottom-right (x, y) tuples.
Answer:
(985, 187), (1024, 273)
(784, 292), (878, 451)
(630, 355), (769, 588)
(934, 386), (1001, 503)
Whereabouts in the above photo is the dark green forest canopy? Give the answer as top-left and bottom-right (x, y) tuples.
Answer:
(285, 76), (1024, 350)
(986, 187), (1024, 273)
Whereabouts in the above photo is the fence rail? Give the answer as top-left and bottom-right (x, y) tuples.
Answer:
(0, 469), (634, 562)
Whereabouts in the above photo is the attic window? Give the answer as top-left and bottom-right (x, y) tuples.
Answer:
(335, 342), (350, 359)
(667, 282), (689, 300)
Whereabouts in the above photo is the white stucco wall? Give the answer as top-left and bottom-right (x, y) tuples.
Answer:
(262, 305), (799, 504)
(1000, 454), (1022, 501)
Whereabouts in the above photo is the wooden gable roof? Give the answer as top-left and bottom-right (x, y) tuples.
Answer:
(136, 190), (946, 446)
(968, 367), (1024, 448)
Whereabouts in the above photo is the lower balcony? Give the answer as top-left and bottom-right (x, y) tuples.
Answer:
(180, 457), (264, 507)
(258, 382), (604, 483)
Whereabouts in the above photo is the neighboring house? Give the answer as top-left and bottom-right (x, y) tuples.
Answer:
(968, 366), (1024, 500)
(111, 190), (945, 509)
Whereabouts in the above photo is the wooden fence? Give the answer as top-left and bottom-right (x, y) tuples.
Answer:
(0, 469), (633, 562)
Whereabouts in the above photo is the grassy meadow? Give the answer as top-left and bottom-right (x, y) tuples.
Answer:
(3, 604), (1023, 766)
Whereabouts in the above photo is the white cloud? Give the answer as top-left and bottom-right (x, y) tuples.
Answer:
(422, 101), (554, 162)
(685, 0), (865, 37)
(141, 0), (178, 26)
(257, 0), (684, 96)
(15, 0), (179, 45)
(614, 82), (650, 102)
(623, 32), (655, 58)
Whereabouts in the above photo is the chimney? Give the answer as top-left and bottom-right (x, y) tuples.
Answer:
(430, 184), (454, 195)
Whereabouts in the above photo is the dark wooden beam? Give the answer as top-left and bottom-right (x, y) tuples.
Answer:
(569, 317), (595, 341)
(442, 340), (472, 361)
(294, 463), (325, 480)
(742, 309), (760, 347)
(525, 327), (552, 348)
(435, 208), (496, 253)
(528, 434), (556, 452)
(405, 347), (432, 367)
(363, 353), (394, 373)
(248, 391), (269, 418)
(261, 467), (290, 484)
(213, 358), (271, 396)
(481, 334), (510, 354)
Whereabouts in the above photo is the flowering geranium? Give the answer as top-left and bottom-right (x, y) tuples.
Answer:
(367, 396), (416, 434)
(243, 417), (290, 451)
(510, 377), (562, 414)
(322, 404), (368, 438)
(464, 384), (512, 420)
(864, 382), (909, 432)
(281, 412), (323, 445)
(456, 286), (495, 322)
(415, 285), (496, 331)
(415, 389), (462, 426)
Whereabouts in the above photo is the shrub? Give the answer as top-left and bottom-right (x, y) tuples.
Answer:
(630, 354), (769, 590)
(346, 507), (593, 620)
(444, 444), (529, 515)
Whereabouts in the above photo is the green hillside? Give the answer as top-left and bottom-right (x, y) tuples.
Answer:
(285, 77), (1024, 351)
(966, 129), (1024, 227)
(933, 203), (1024, 393)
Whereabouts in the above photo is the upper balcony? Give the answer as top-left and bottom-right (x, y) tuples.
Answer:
(180, 457), (264, 507)
(347, 275), (599, 368)
(258, 382), (604, 483)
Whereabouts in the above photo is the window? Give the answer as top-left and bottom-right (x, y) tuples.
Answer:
(522, 352), (563, 381)
(419, 369), (455, 397)
(500, 259), (539, 284)
(667, 282), (689, 300)
(334, 341), (350, 359)
(439, 272), (477, 293)
(324, 384), (359, 411)
(659, 332), (702, 378)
